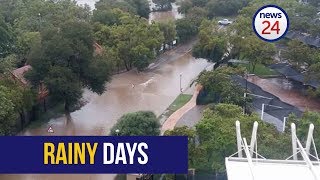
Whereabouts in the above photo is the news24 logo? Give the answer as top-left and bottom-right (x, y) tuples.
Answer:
(253, 5), (289, 42)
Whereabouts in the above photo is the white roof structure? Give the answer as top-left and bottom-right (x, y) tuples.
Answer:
(226, 121), (320, 180)
(226, 158), (320, 180)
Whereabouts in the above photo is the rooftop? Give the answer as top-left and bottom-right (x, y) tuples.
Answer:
(226, 158), (320, 180)
(10, 65), (32, 85)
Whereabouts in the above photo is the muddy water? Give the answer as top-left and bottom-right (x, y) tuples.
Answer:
(23, 53), (209, 136)
(76, 0), (184, 23)
(248, 76), (320, 112)
(149, 1), (183, 23)
(1, 53), (209, 180)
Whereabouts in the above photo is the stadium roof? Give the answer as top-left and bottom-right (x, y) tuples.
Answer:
(286, 31), (320, 48)
(269, 63), (320, 89)
(232, 75), (302, 122)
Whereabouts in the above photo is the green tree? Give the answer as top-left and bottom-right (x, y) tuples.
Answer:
(44, 66), (82, 111)
(0, 85), (17, 135)
(283, 40), (315, 69)
(288, 111), (320, 152)
(0, 78), (36, 129)
(95, 0), (150, 19)
(16, 31), (41, 62)
(241, 35), (275, 73)
(194, 19), (276, 71)
(289, 4), (318, 35)
(27, 21), (111, 111)
(95, 13), (163, 71)
(158, 21), (176, 50)
(152, 0), (174, 11)
(10, 0), (91, 33)
(110, 111), (161, 136)
(0, 54), (18, 74)
(186, 7), (208, 26)
(164, 126), (198, 168)
(308, 0), (319, 7)
(178, 0), (193, 14)
(191, 0), (209, 7)
(192, 20), (229, 69)
(175, 7), (207, 43)
(133, 0), (150, 19)
(0, 14), (12, 58)
(93, 8), (131, 26)
(196, 67), (246, 106)
(206, 0), (247, 18)
(194, 103), (291, 172)
(176, 18), (198, 42)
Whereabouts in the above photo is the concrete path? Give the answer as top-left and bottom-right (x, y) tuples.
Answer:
(161, 85), (202, 134)
(175, 105), (206, 128)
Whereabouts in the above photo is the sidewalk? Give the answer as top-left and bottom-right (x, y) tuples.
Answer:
(161, 85), (202, 134)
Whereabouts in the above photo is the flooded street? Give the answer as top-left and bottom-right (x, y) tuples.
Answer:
(0, 1), (208, 179)
(2, 48), (209, 180)
(76, 0), (184, 23)
(23, 51), (209, 136)
(149, 1), (183, 23)
(248, 76), (320, 112)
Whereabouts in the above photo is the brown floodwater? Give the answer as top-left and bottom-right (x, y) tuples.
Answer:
(21, 50), (209, 136)
(248, 76), (320, 112)
(1, 43), (209, 180)
(149, 1), (183, 23)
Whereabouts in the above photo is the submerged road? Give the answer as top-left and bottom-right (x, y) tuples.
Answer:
(1, 34), (209, 180)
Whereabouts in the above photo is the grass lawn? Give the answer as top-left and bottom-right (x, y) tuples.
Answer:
(240, 63), (278, 77)
(160, 94), (193, 118)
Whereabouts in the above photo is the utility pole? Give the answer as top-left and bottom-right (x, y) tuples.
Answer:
(283, 117), (288, 132)
(244, 72), (248, 114)
(261, 103), (265, 120)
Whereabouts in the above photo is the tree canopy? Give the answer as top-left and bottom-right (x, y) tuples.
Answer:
(196, 67), (246, 106)
(94, 11), (164, 71)
(26, 20), (111, 111)
(192, 20), (229, 68)
(165, 103), (292, 173)
(152, 0), (175, 11)
(0, 14), (12, 58)
(0, 85), (18, 135)
(110, 111), (161, 136)
(94, 0), (150, 19)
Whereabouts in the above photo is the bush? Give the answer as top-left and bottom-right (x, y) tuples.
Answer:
(110, 111), (161, 136)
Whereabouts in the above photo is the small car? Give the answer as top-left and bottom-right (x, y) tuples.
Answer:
(218, 19), (233, 25)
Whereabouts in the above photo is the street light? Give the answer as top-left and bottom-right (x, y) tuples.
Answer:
(243, 72), (248, 114)
(243, 73), (256, 114)
(115, 129), (120, 136)
(38, 13), (41, 31)
(179, 73), (182, 93)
